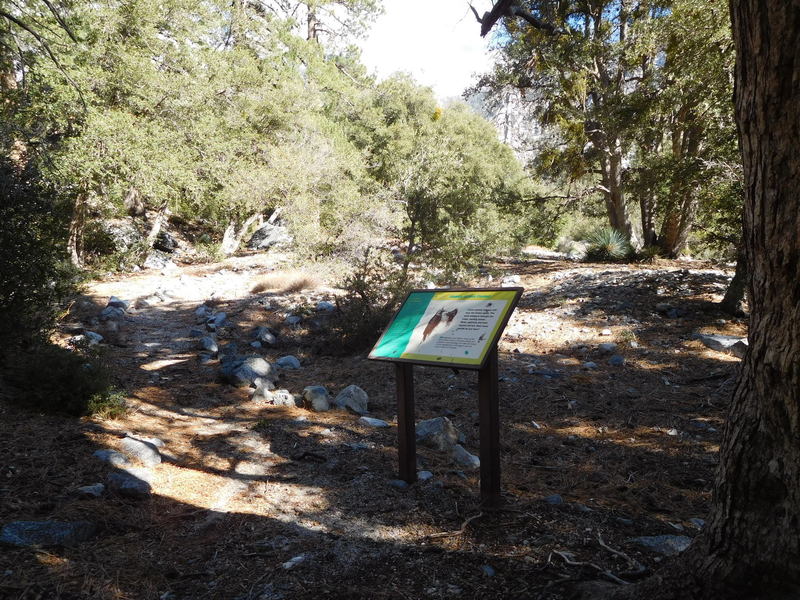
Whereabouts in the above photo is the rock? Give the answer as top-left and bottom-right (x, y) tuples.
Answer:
(120, 436), (161, 467)
(451, 444), (480, 470)
(598, 342), (618, 354)
(388, 479), (409, 490)
(600, 328), (612, 336)
(107, 467), (153, 499)
(655, 303), (672, 314)
(697, 333), (747, 354)
(730, 340), (748, 358)
(255, 330), (277, 346)
(544, 494), (564, 505)
(276, 355), (301, 369)
(100, 306), (126, 321)
(417, 470), (434, 481)
(199, 336), (218, 354)
(333, 384), (369, 415)
(359, 416), (390, 428)
(666, 428), (679, 436)
(609, 354), (626, 367)
(143, 250), (175, 271)
(208, 312), (228, 328)
(302, 386), (331, 412)
(316, 300), (335, 312)
(93, 449), (130, 467)
(250, 341), (262, 348)
(136, 295), (162, 308)
(281, 554), (307, 570)
(222, 357), (277, 388)
(582, 361), (598, 369)
(0, 521), (96, 548)
(107, 296), (129, 310)
(189, 328), (205, 337)
(501, 274), (521, 285)
(195, 305), (214, 320)
(630, 535), (692, 556)
(284, 315), (302, 326)
(75, 483), (105, 498)
(416, 417), (459, 451)
(153, 230), (178, 253)
(271, 389), (298, 407)
(247, 222), (293, 250)
(198, 353), (215, 365)
(481, 565), (496, 577)
(689, 518), (706, 529)
(94, 219), (143, 253)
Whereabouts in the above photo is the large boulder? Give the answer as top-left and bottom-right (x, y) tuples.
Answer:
(221, 356), (278, 388)
(333, 385), (369, 415)
(246, 222), (293, 250)
(153, 230), (179, 253)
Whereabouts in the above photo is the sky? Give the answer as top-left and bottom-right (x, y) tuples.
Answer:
(357, 0), (496, 102)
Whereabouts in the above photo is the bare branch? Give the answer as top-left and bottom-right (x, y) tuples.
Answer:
(478, 0), (563, 37)
(41, 0), (77, 42)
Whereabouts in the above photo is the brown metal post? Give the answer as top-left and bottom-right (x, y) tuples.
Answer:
(396, 363), (417, 483)
(478, 348), (501, 507)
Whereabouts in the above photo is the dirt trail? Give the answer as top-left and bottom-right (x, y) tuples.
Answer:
(1, 253), (745, 599)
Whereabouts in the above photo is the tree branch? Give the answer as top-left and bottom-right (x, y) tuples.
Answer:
(476, 0), (563, 37)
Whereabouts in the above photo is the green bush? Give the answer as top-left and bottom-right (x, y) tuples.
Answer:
(584, 227), (632, 262)
(323, 248), (412, 355)
(6, 344), (124, 417)
(0, 163), (77, 348)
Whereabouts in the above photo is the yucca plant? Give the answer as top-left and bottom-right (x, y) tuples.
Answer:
(584, 227), (632, 262)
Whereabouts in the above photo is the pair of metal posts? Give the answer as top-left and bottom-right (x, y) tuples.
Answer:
(395, 348), (501, 507)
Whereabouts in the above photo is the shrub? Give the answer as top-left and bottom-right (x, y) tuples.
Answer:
(584, 227), (632, 262)
(6, 344), (124, 417)
(323, 248), (412, 354)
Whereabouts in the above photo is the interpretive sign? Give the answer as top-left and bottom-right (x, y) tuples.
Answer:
(368, 287), (523, 507)
(368, 288), (523, 370)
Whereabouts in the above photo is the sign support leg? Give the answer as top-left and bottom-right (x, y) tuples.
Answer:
(478, 348), (501, 507)
(396, 363), (417, 483)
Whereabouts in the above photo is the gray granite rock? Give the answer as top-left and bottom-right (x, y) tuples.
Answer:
(416, 417), (459, 451)
(107, 468), (153, 499)
(388, 479), (409, 490)
(100, 306), (126, 321)
(120, 436), (161, 467)
(76, 483), (105, 498)
(609, 354), (626, 366)
(93, 449), (130, 468)
(254, 326), (277, 346)
(199, 336), (218, 354)
(697, 333), (747, 354)
(270, 389), (298, 407)
(107, 296), (129, 310)
(276, 355), (301, 369)
(316, 301), (335, 312)
(417, 470), (434, 481)
(544, 494), (564, 505)
(302, 386), (331, 412)
(629, 535), (692, 556)
(222, 356), (277, 387)
(333, 384), (369, 415)
(451, 444), (480, 470)
(0, 521), (96, 548)
(284, 315), (302, 326)
(598, 342), (618, 354)
(359, 416), (390, 428)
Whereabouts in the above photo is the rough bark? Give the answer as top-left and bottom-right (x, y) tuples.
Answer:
(600, 142), (635, 244)
(144, 203), (168, 248)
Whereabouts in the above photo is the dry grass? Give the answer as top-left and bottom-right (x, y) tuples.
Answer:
(250, 270), (320, 294)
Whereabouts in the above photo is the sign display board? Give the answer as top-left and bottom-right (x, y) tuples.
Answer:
(368, 288), (523, 369)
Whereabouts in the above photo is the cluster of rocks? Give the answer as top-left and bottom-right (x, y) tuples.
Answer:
(694, 332), (748, 359)
(67, 296), (132, 348)
(0, 433), (165, 549)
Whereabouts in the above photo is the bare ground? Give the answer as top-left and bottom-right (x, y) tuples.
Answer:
(0, 252), (745, 600)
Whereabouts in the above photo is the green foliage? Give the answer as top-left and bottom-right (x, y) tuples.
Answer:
(324, 248), (412, 354)
(0, 164), (76, 347)
(6, 344), (122, 417)
(584, 227), (632, 262)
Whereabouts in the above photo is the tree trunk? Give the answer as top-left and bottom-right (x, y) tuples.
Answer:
(67, 192), (87, 267)
(145, 202), (168, 248)
(220, 213), (263, 256)
(600, 141), (635, 243)
(719, 247), (747, 315)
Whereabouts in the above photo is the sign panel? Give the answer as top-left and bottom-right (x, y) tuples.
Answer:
(368, 288), (522, 369)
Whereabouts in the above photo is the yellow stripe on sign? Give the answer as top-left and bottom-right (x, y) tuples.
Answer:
(432, 290), (518, 302)
(401, 353), (482, 365)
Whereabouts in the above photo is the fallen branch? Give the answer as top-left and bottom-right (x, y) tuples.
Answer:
(597, 532), (648, 579)
(426, 511), (484, 539)
(553, 550), (630, 586)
